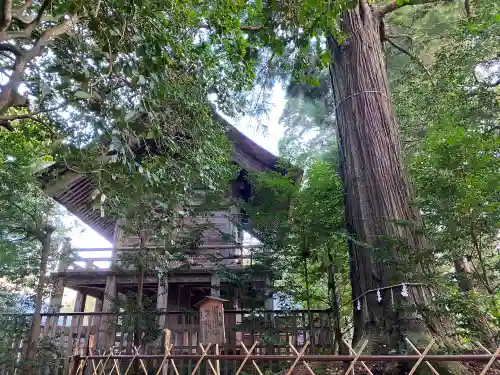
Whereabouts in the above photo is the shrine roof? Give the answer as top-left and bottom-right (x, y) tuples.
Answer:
(39, 115), (289, 243)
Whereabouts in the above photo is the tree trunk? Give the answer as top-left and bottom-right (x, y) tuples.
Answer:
(327, 2), (466, 372)
(302, 257), (314, 353)
(327, 250), (348, 356)
(454, 257), (474, 293)
(23, 229), (53, 372)
(454, 257), (498, 347)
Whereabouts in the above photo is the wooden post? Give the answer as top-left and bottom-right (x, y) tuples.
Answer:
(49, 277), (66, 312)
(71, 291), (87, 360)
(90, 297), (103, 345)
(44, 276), (65, 336)
(210, 274), (221, 298)
(157, 276), (169, 329)
(72, 292), (87, 320)
(215, 344), (220, 375)
(99, 275), (117, 349)
(162, 329), (171, 375)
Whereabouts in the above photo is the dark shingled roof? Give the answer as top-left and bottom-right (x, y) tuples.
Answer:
(40, 115), (283, 243)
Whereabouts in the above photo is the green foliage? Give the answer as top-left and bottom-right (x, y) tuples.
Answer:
(279, 70), (337, 168)
(0, 122), (69, 369)
(391, 0), (500, 343)
(226, 159), (351, 345)
(277, 160), (349, 312)
(0, 123), (68, 291)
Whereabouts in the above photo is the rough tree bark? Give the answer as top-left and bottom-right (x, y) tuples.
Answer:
(327, 1), (468, 373)
(23, 225), (54, 373)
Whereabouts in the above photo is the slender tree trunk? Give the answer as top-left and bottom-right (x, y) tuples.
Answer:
(302, 257), (314, 353)
(327, 2), (467, 373)
(23, 228), (54, 372)
(470, 227), (493, 294)
(454, 257), (497, 347)
(327, 251), (348, 355)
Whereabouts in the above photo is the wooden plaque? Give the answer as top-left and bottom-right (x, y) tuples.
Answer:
(195, 296), (228, 345)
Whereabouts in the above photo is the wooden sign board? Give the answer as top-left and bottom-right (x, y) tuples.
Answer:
(194, 296), (228, 345)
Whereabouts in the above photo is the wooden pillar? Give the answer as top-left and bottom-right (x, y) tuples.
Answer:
(44, 276), (65, 336)
(72, 292), (87, 314)
(264, 276), (274, 310)
(98, 275), (117, 349)
(226, 298), (239, 354)
(156, 277), (169, 355)
(229, 205), (242, 244)
(71, 291), (87, 355)
(49, 277), (65, 313)
(157, 277), (169, 329)
(47, 237), (71, 314)
(210, 274), (220, 297)
(90, 297), (103, 335)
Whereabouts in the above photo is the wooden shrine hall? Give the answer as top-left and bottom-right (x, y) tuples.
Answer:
(0, 118), (334, 375)
(38, 116), (297, 353)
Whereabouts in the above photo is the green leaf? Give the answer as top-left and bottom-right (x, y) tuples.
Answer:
(255, 0), (263, 11)
(74, 91), (91, 99)
(124, 111), (137, 122)
(91, 91), (102, 101)
(136, 45), (147, 57)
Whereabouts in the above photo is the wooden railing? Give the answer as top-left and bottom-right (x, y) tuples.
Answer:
(0, 310), (333, 375)
(60, 245), (261, 273)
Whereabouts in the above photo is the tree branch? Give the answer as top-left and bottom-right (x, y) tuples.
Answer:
(0, 42), (21, 56)
(11, 0), (34, 24)
(464, 0), (471, 18)
(377, 0), (443, 16)
(27, 13), (79, 60)
(200, 23), (263, 32)
(384, 37), (432, 79)
(0, 13), (78, 111)
(0, 0), (52, 42)
(0, 0), (13, 32)
(240, 25), (263, 31)
(0, 101), (70, 122)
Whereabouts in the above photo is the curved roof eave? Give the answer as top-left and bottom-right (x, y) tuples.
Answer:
(38, 116), (298, 244)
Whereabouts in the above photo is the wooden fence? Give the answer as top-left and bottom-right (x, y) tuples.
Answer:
(69, 337), (500, 375)
(0, 309), (334, 375)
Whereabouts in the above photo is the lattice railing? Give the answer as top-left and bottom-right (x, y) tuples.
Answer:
(69, 333), (500, 375)
(0, 309), (334, 375)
